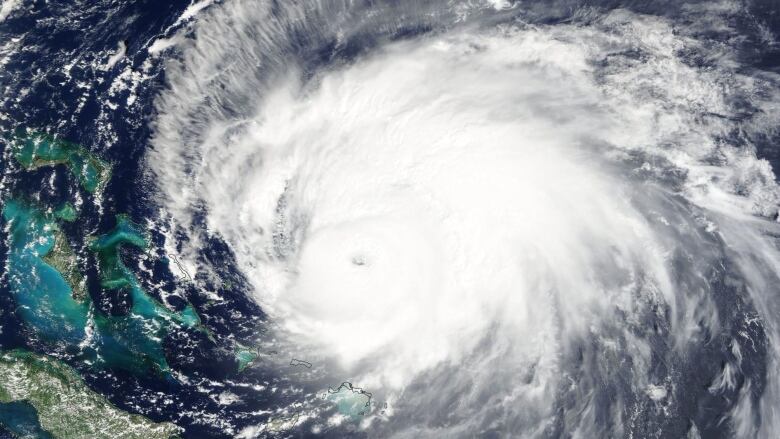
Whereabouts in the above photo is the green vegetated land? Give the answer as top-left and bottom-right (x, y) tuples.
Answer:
(0, 350), (180, 438)
(9, 130), (111, 193)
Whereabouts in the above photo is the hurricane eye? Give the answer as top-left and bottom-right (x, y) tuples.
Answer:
(141, 1), (780, 437)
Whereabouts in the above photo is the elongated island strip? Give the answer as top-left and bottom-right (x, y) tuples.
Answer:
(0, 350), (180, 438)
(9, 130), (111, 194)
(42, 227), (87, 301)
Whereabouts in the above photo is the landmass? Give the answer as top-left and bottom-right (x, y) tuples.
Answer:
(89, 215), (203, 328)
(3, 199), (91, 343)
(53, 202), (78, 222)
(327, 382), (373, 419)
(167, 254), (192, 281)
(89, 215), (209, 372)
(9, 129), (111, 194)
(266, 413), (300, 432)
(0, 349), (180, 438)
(235, 345), (258, 372)
(289, 358), (312, 368)
(42, 227), (87, 301)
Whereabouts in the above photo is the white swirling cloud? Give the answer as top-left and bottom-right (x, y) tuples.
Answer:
(149, 1), (780, 436)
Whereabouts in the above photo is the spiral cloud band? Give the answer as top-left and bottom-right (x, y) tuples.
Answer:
(149, 1), (780, 436)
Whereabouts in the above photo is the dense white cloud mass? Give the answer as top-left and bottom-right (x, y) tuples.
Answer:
(149, 1), (780, 436)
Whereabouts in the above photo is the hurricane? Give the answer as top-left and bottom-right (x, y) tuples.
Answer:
(142, 0), (780, 437)
(3, 0), (780, 437)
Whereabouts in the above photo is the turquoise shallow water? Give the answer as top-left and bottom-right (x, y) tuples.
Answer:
(3, 199), (203, 375)
(3, 199), (89, 343)
(90, 215), (203, 331)
(0, 1), (289, 436)
(327, 383), (372, 420)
